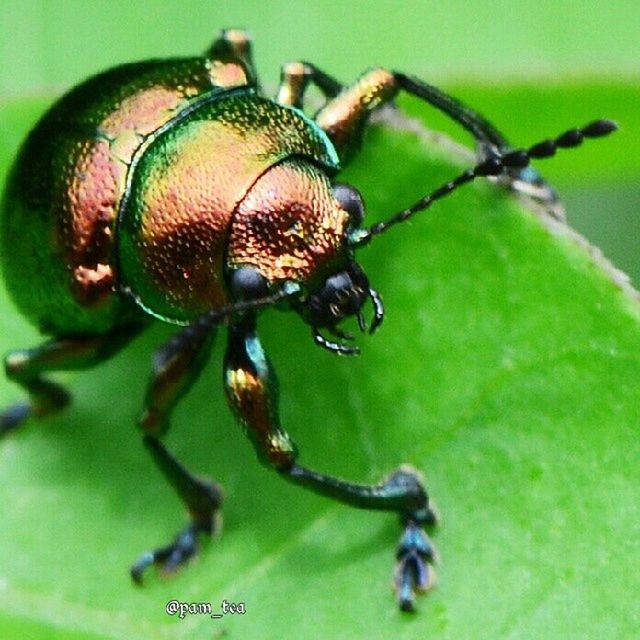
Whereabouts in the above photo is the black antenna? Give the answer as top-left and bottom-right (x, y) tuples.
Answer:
(352, 119), (617, 246)
(188, 284), (301, 330)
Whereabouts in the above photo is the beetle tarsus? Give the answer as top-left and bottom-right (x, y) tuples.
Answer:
(394, 520), (436, 612)
(130, 520), (213, 584)
(0, 401), (31, 436)
(374, 466), (437, 612)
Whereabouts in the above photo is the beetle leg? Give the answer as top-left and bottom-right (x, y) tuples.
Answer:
(131, 316), (222, 582)
(139, 316), (217, 437)
(314, 67), (557, 204)
(391, 72), (558, 205)
(0, 324), (143, 436)
(315, 67), (508, 156)
(313, 68), (398, 163)
(130, 436), (223, 583)
(224, 313), (437, 611)
(276, 62), (342, 109)
(206, 29), (258, 88)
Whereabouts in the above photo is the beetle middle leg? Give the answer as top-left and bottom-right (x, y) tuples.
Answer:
(0, 324), (143, 436)
(276, 62), (342, 109)
(130, 316), (223, 582)
(224, 313), (436, 611)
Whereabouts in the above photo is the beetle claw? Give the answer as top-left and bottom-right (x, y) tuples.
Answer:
(131, 521), (208, 584)
(394, 520), (437, 612)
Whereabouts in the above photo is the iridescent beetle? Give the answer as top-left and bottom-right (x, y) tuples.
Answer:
(0, 30), (615, 611)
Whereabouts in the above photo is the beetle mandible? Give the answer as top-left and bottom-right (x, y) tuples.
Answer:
(0, 29), (616, 611)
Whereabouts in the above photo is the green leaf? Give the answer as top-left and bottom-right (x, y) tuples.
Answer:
(0, 90), (639, 640)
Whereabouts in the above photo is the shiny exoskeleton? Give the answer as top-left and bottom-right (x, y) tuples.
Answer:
(0, 29), (616, 612)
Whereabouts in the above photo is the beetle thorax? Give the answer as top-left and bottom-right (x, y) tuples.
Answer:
(227, 159), (349, 289)
(116, 91), (341, 324)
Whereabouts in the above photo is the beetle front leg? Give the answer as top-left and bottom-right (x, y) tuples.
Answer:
(314, 67), (556, 203)
(224, 314), (437, 611)
(131, 318), (223, 583)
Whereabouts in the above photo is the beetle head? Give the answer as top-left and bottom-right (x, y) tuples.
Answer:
(227, 179), (383, 356)
(288, 183), (384, 356)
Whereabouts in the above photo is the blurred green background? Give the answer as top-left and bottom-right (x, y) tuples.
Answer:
(1, 0), (639, 284)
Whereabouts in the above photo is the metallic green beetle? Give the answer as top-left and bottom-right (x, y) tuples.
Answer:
(0, 29), (615, 611)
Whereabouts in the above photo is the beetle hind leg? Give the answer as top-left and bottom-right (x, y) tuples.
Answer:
(0, 325), (143, 437)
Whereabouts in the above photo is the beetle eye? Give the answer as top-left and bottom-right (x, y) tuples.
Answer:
(229, 266), (268, 301)
(332, 183), (365, 228)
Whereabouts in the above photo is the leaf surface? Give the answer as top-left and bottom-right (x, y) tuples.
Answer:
(0, 91), (638, 640)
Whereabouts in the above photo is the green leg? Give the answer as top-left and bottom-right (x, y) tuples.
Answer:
(131, 317), (223, 583)
(0, 324), (143, 436)
(224, 314), (436, 611)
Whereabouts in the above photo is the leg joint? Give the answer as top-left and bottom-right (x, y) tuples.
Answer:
(259, 435), (297, 472)
(138, 408), (169, 437)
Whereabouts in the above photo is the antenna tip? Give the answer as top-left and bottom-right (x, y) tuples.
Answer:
(583, 119), (618, 138)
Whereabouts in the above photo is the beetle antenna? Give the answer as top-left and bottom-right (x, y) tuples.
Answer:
(352, 119), (617, 245)
(199, 283), (301, 328)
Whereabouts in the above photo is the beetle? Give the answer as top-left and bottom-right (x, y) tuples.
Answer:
(0, 29), (615, 611)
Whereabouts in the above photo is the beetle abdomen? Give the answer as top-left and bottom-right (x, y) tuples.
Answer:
(0, 57), (218, 335)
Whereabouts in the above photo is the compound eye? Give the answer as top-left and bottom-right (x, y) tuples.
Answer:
(332, 183), (365, 228)
(229, 266), (268, 301)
